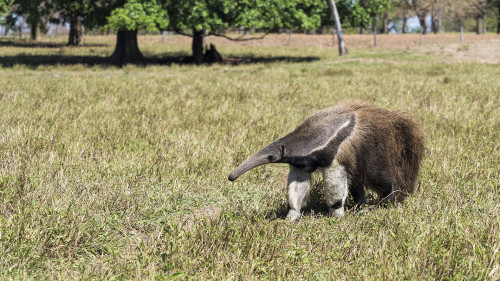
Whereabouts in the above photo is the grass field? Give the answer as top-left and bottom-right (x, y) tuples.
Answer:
(0, 34), (499, 280)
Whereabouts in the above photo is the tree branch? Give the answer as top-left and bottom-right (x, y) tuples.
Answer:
(169, 30), (269, 41)
(207, 32), (269, 41)
(171, 30), (193, 38)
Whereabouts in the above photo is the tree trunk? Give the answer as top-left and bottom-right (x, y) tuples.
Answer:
(358, 26), (365, 34)
(498, 4), (500, 35)
(402, 3), (407, 34)
(30, 23), (41, 41)
(432, 8), (443, 34)
(476, 16), (483, 34)
(431, 10), (439, 34)
(67, 14), (83, 46)
(110, 30), (145, 66)
(373, 18), (377, 47)
(483, 14), (486, 34)
(192, 30), (204, 64)
(417, 14), (427, 35)
(190, 29), (223, 64)
(382, 11), (389, 34)
(327, 0), (346, 56)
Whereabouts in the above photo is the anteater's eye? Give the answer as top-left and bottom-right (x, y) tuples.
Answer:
(268, 155), (275, 161)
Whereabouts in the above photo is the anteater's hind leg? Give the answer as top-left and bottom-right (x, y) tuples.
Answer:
(286, 166), (311, 221)
(321, 159), (349, 217)
(349, 179), (366, 208)
(379, 182), (395, 205)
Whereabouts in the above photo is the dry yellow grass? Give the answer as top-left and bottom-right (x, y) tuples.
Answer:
(0, 34), (498, 280)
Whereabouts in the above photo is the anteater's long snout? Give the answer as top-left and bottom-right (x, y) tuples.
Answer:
(228, 150), (274, 181)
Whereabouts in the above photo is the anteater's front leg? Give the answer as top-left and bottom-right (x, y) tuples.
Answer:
(286, 166), (311, 221)
(322, 159), (349, 217)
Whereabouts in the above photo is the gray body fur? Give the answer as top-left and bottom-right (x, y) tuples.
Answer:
(228, 101), (424, 221)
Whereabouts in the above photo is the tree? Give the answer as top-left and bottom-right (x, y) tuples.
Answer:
(490, 0), (500, 34)
(411, 0), (430, 34)
(438, 0), (485, 39)
(381, 9), (389, 33)
(472, 0), (487, 34)
(360, 0), (392, 46)
(53, 0), (125, 46)
(393, 0), (410, 33)
(106, 0), (168, 65)
(13, 0), (54, 41)
(0, 0), (13, 24)
(52, 0), (88, 45)
(165, 0), (324, 64)
(320, 0), (369, 35)
(404, 0), (445, 35)
(52, 0), (88, 46)
(11, 0), (128, 44)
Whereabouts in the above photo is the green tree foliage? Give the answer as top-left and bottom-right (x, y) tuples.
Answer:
(487, 0), (500, 33)
(320, 0), (368, 29)
(82, 0), (127, 30)
(166, 0), (322, 33)
(361, 0), (392, 17)
(53, 0), (127, 45)
(359, 0), (393, 26)
(106, 0), (168, 32)
(165, 0), (325, 63)
(359, 0), (392, 45)
(13, 0), (54, 41)
(267, 0), (324, 31)
(53, 0), (92, 46)
(0, 0), (13, 24)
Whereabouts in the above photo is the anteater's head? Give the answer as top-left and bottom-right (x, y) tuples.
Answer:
(228, 142), (286, 181)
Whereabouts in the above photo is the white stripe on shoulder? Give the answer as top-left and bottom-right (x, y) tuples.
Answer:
(300, 118), (353, 156)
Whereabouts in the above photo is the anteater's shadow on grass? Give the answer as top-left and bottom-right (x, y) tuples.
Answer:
(265, 182), (378, 220)
(0, 53), (319, 68)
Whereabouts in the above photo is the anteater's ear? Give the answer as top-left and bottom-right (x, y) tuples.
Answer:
(280, 144), (286, 157)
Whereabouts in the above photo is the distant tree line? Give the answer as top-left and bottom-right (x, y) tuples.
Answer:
(397, 0), (499, 35)
(0, 0), (499, 65)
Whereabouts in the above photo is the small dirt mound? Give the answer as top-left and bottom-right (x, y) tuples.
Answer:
(181, 205), (222, 230)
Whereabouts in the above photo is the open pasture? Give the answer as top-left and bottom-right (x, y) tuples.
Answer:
(0, 34), (499, 280)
